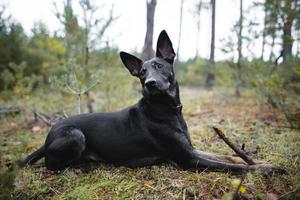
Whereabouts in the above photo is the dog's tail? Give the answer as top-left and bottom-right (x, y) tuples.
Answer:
(20, 145), (46, 167)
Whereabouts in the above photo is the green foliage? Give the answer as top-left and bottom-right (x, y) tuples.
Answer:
(0, 62), (43, 98)
(92, 48), (138, 112)
(243, 58), (300, 96)
(26, 22), (66, 76)
(0, 6), (27, 90)
(178, 58), (238, 88)
(177, 58), (207, 86)
(0, 8), (65, 93)
(50, 61), (101, 95)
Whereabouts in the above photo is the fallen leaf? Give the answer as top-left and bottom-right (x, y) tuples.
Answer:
(32, 125), (41, 132)
(267, 192), (279, 200)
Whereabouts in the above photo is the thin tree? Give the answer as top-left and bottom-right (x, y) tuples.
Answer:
(209, 0), (215, 63)
(261, 0), (267, 60)
(235, 0), (243, 97)
(194, 0), (202, 59)
(204, 0), (215, 89)
(142, 0), (157, 61)
(193, 0), (210, 60)
(267, 0), (279, 62)
(54, 0), (80, 62)
(176, 0), (184, 66)
(79, 0), (115, 112)
(281, 0), (295, 62)
(268, 19), (277, 62)
(53, 0), (116, 113)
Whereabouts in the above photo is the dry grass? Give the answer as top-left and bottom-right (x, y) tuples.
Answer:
(0, 86), (299, 199)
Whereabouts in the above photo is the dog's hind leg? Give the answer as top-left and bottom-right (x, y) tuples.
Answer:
(21, 145), (46, 166)
(45, 127), (86, 171)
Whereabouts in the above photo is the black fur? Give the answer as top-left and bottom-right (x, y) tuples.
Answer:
(23, 30), (252, 173)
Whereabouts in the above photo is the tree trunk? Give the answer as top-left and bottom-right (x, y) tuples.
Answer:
(194, 0), (202, 60)
(176, 0), (184, 57)
(81, 1), (93, 113)
(261, 1), (267, 60)
(297, 30), (300, 58)
(235, 0), (243, 97)
(282, 0), (294, 62)
(175, 0), (184, 73)
(209, 0), (215, 63)
(65, 0), (73, 62)
(269, 31), (276, 61)
(204, 0), (215, 89)
(142, 0), (157, 61)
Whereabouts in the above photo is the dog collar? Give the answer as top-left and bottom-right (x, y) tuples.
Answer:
(173, 104), (183, 113)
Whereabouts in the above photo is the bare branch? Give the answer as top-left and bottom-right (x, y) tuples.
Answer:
(65, 81), (79, 94)
(83, 80), (100, 94)
(33, 110), (52, 126)
(97, 5), (118, 42)
(212, 126), (256, 165)
(53, 2), (66, 25)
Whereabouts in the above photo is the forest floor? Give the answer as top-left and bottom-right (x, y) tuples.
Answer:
(0, 87), (299, 199)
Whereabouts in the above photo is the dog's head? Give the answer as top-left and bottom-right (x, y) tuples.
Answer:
(120, 30), (176, 97)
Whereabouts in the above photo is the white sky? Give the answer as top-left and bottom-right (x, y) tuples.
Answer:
(2, 0), (286, 61)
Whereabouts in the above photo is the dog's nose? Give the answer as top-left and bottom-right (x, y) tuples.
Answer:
(145, 79), (157, 88)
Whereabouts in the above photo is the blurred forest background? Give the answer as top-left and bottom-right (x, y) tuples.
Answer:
(0, 0), (300, 199)
(0, 0), (299, 112)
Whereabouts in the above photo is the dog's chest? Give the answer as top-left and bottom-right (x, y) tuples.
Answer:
(146, 113), (188, 139)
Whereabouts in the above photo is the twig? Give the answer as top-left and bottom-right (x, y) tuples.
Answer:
(83, 80), (100, 94)
(144, 183), (157, 191)
(269, 125), (300, 130)
(0, 106), (21, 116)
(62, 109), (69, 118)
(278, 188), (298, 199)
(65, 82), (78, 94)
(33, 110), (52, 126)
(212, 127), (256, 165)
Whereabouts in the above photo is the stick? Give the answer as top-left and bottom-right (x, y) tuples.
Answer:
(0, 106), (21, 116)
(33, 110), (52, 126)
(212, 126), (256, 165)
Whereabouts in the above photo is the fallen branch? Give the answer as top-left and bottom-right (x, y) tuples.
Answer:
(33, 110), (52, 126)
(0, 106), (21, 116)
(212, 126), (256, 165)
(32, 110), (66, 126)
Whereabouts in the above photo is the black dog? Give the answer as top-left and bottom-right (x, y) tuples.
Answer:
(22, 30), (281, 173)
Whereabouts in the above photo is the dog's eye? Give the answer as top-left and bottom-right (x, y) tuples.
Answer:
(140, 68), (146, 76)
(152, 62), (163, 69)
(156, 63), (163, 69)
(151, 62), (163, 69)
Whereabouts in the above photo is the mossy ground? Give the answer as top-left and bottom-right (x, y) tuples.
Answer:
(0, 87), (299, 199)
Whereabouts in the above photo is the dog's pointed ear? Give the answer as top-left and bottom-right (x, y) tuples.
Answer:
(156, 30), (176, 64)
(120, 51), (142, 76)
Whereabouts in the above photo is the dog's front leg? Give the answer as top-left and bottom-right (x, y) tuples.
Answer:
(182, 150), (286, 174)
(195, 150), (247, 164)
(182, 151), (249, 173)
(195, 150), (267, 165)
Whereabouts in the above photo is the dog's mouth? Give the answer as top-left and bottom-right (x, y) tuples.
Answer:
(144, 86), (160, 95)
(143, 82), (170, 96)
